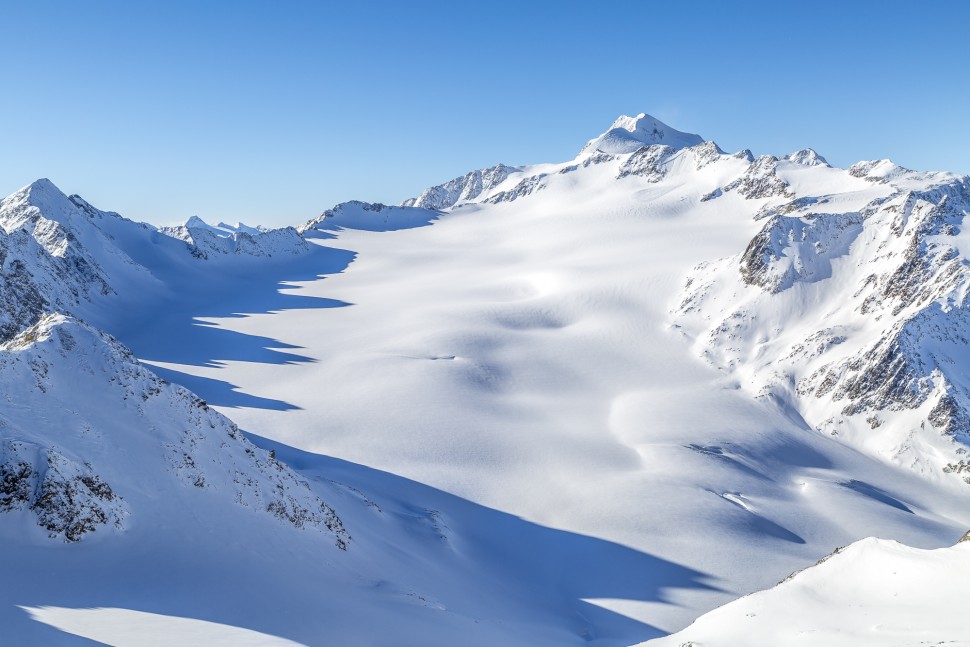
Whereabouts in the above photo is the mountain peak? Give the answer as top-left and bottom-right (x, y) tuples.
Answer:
(0, 178), (81, 233)
(16, 178), (73, 209)
(25, 177), (62, 194)
(184, 215), (210, 229)
(787, 148), (829, 167)
(581, 112), (704, 156)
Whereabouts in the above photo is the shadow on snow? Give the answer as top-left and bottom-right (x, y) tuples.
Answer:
(112, 243), (355, 410)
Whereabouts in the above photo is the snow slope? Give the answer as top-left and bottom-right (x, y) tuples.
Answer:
(645, 535), (970, 647)
(0, 309), (717, 646)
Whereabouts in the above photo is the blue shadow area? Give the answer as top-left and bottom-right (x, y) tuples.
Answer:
(2, 438), (719, 647)
(112, 244), (355, 410)
(839, 479), (914, 514)
(247, 434), (722, 645)
(148, 365), (302, 410)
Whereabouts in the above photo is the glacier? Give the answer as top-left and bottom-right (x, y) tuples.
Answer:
(1, 112), (969, 645)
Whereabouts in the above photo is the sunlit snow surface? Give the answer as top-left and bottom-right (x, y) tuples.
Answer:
(22, 607), (304, 647)
(645, 538), (970, 646)
(2, 115), (970, 645)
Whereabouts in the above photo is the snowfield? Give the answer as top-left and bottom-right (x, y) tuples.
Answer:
(645, 536), (970, 647)
(1, 113), (969, 645)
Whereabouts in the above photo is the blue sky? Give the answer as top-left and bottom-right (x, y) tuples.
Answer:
(2, 0), (968, 227)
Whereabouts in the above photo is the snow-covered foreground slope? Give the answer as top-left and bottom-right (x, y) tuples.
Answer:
(645, 535), (970, 647)
(3, 112), (970, 644)
(0, 314), (710, 645)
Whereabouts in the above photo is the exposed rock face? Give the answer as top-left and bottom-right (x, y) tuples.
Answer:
(690, 141), (726, 169)
(483, 174), (547, 204)
(739, 213), (863, 293)
(0, 439), (126, 542)
(618, 145), (676, 182)
(723, 155), (794, 200)
(402, 163), (517, 210)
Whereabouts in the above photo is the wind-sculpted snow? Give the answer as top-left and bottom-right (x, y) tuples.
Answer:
(675, 166), (970, 482)
(0, 314), (348, 546)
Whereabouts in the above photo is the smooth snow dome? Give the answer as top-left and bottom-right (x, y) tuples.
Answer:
(2, 112), (970, 646)
(580, 113), (704, 155)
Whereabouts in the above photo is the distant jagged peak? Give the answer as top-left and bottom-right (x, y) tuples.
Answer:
(216, 221), (263, 235)
(580, 112), (705, 156)
(184, 214), (210, 229)
(787, 148), (830, 167)
(181, 215), (270, 236)
(734, 149), (756, 162)
(162, 215), (309, 259)
(402, 163), (519, 211)
(181, 215), (262, 235)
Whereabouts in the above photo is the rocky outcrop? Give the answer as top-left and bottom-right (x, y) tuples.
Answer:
(674, 167), (970, 477)
(403, 163), (518, 210)
(0, 314), (349, 547)
(483, 174), (547, 204)
(618, 145), (676, 182)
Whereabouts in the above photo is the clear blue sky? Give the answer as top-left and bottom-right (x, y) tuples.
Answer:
(2, 0), (968, 227)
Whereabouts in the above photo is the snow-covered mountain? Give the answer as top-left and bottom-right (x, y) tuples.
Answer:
(402, 163), (519, 210)
(580, 112), (705, 156)
(0, 313), (348, 546)
(3, 113), (970, 644)
(161, 215), (310, 258)
(672, 157), (970, 485)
